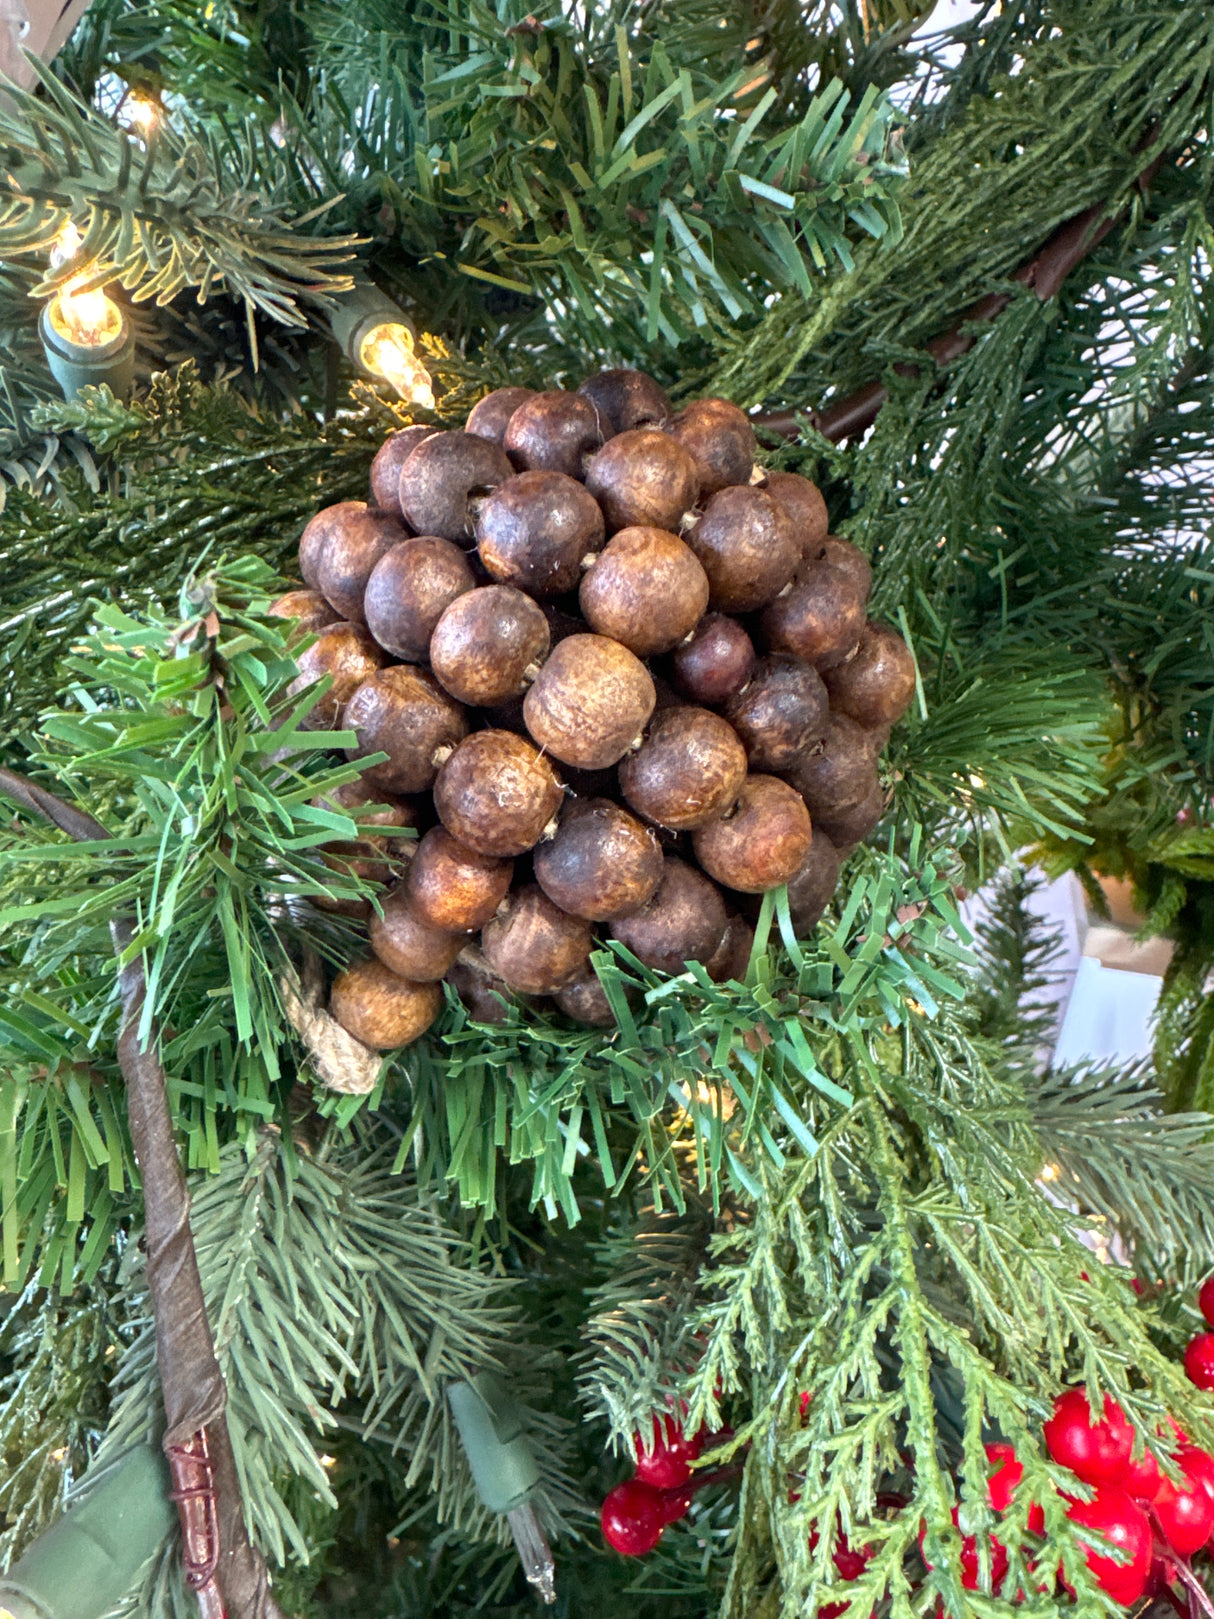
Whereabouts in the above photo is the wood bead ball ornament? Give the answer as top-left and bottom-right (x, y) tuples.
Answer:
(282, 366), (916, 1046)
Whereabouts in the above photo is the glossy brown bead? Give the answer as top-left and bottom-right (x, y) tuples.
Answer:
(807, 535), (872, 603)
(704, 915), (754, 984)
(609, 857), (727, 975)
(466, 387), (536, 445)
(618, 706), (747, 830)
(686, 486), (798, 612)
(553, 965), (618, 1026)
(523, 634), (656, 770)
(476, 471), (605, 596)
(406, 825), (514, 931)
(578, 527), (709, 657)
(533, 798), (664, 920)
(288, 623), (387, 729)
(668, 397), (755, 496)
(299, 501), (364, 591)
(724, 655), (829, 772)
(584, 429), (700, 533)
(434, 730), (564, 857)
(760, 560), (866, 669)
(363, 536), (475, 661)
(760, 470), (829, 555)
(315, 504), (409, 624)
(503, 390), (605, 477)
(692, 775), (812, 893)
(370, 425), (436, 515)
(578, 369), (670, 435)
(369, 888), (467, 982)
(399, 431), (514, 542)
(785, 833), (840, 932)
(481, 883), (593, 995)
(446, 949), (517, 1024)
(670, 613), (755, 705)
(429, 585), (550, 706)
(268, 589), (342, 635)
(822, 622), (917, 729)
(329, 958), (442, 1049)
(344, 665), (469, 794)
(783, 714), (880, 819)
(814, 782), (885, 852)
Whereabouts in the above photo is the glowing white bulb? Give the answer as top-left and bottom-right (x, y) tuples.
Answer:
(48, 221), (123, 347)
(125, 94), (159, 134)
(359, 321), (435, 409)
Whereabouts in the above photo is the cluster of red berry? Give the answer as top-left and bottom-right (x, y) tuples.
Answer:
(599, 1415), (708, 1556)
(1185, 1277), (1214, 1391)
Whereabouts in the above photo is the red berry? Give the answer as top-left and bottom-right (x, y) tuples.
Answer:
(1120, 1442), (1161, 1503)
(658, 1485), (694, 1526)
(1153, 1451), (1214, 1555)
(1178, 1443), (1214, 1511)
(1185, 1333), (1214, 1390)
(986, 1441), (1046, 1534)
(1200, 1276), (1214, 1329)
(601, 1479), (666, 1556)
(634, 1414), (704, 1489)
(1064, 1487), (1152, 1606)
(1044, 1389), (1135, 1486)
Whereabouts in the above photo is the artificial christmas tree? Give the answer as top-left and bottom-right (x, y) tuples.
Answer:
(1, 3), (1214, 1618)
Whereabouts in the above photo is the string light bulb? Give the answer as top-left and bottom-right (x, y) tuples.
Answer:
(39, 222), (135, 400)
(359, 320), (435, 409)
(123, 93), (160, 135)
(329, 273), (435, 410)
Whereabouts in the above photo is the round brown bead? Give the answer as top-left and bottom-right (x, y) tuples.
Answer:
(668, 397), (755, 496)
(533, 798), (664, 920)
(523, 634), (656, 770)
(314, 504), (409, 624)
(433, 730), (564, 857)
(288, 622), (387, 729)
(760, 560), (866, 669)
(407, 825), (514, 931)
(553, 964), (619, 1026)
(814, 782), (886, 852)
(686, 486), (798, 612)
(429, 585), (550, 707)
(670, 613), (755, 706)
(466, 387), (537, 445)
(446, 949), (517, 1025)
(344, 666), (468, 794)
(370, 426), (436, 515)
(760, 470), (829, 555)
(370, 889), (467, 981)
(822, 622), (917, 729)
(807, 535), (872, 602)
(578, 369), (670, 435)
(785, 833), (840, 933)
(724, 655), (829, 772)
(329, 958), (442, 1049)
(269, 590), (342, 635)
(503, 391), (605, 478)
(692, 775), (812, 893)
(399, 431), (514, 542)
(704, 915), (755, 984)
(299, 501), (364, 591)
(481, 883), (593, 995)
(476, 471), (605, 597)
(618, 706), (747, 831)
(584, 429), (700, 533)
(609, 857), (727, 975)
(579, 526), (709, 657)
(363, 536), (475, 662)
(783, 714), (880, 820)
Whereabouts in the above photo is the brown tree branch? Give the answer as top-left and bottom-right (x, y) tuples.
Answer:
(754, 153), (1165, 444)
(0, 765), (283, 1619)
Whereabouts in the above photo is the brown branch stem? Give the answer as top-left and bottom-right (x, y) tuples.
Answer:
(0, 766), (282, 1619)
(755, 152), (1165, 444)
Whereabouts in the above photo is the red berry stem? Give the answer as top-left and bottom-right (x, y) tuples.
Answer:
(1150, 1534), (1214, 1619)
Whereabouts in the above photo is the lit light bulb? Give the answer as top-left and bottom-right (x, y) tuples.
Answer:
(47, 221), (124, 348)
(125, 94), (160, 134)
(359, 321), (435, 409)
